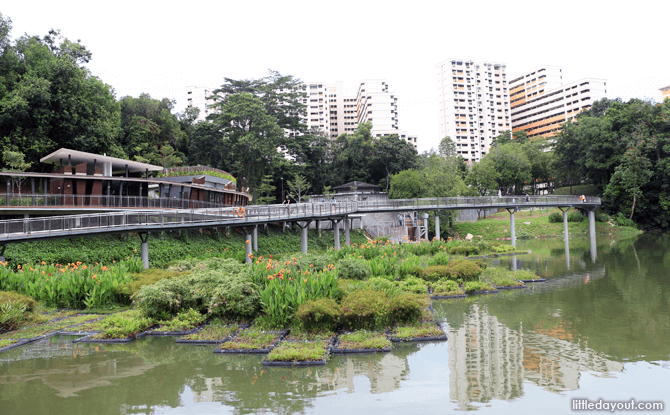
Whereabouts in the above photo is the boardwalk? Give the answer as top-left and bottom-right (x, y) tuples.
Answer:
(0, 195), (599, 243)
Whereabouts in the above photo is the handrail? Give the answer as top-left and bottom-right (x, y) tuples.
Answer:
(0, 195), (600, 242)
(0, 194), (232, 210)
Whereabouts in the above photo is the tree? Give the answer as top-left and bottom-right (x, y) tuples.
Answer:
(466, 157), (498, 196)
(604, 132), (653, 220)
(438, 136), (457, 158)
(288, 174), (311, 203)
(488, 143), (532, 195)
(2, 150), (31, 197)
(211, 93), (283, 191)
(0, 20), (122, 168)
(372, 134), (418, 191)
(157, 145), (181, 169)
(330, 123), (375, 185)
(552, 120), (585, 194)
(255, 174), (277, 205)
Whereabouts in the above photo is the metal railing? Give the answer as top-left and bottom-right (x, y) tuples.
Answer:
(0, 194), (231, 210)
(0, 195), (600, 242)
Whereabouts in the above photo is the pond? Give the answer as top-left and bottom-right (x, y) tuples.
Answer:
(1, 234), (669, 414)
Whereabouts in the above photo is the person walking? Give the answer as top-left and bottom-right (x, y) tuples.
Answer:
(283, 195), (291, 214)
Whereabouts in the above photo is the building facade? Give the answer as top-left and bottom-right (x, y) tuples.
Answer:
(185, 86), (224, 122)
(436, 59), (511, 164)
(661, 85), (670, 102)
(300, 80), (418, 148)
(509, 66), (607, 140)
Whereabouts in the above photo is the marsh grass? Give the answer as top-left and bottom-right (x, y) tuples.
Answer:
(0, 339), (18, 348)
(181, 324), (239, 341)
(90, 311), (155, 339)
(154, 308), (205, 332)
(337, 330), (390, 350)
(392, 323), (444, 340)
(219, 328), (280, 350)
(266, 341), (329, 362)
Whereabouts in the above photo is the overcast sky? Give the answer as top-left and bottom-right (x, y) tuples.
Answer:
(3, 1), (668, 152)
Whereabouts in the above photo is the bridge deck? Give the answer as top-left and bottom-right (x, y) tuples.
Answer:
(0, 196), (599, 243)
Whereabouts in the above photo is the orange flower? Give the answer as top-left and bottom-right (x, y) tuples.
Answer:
(245, 240), (251, 244)
(248, 254), (254, 259)
(268, 275), (273, 280)
(41, 261), (46, 265)
(92, 275), (97, 280)
(304, 279), (308, 283)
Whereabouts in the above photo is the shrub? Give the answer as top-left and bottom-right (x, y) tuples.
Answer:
(394, 277), (429, 294)
(548, 212), (563, 223)
(205, 273), (261, 320)
(337, 258), (372, 280)
(614, 212), (635, 227)
(431, 279), (462, 296)
(156, 308), (206, 332)
(568, 211), (585, 222)
(114, 269), (186, 304)
(595, 211), (608, 222)
(296, 298), (341, 332)
(427, 252), (450, 266)
(449, 245), (480, 256)
(492, 244), (516, 253)
(480, 267), (523, 287)
(416, 265), (450, 282)
(447, 258), (482, 281)
(340, 290), (389, 330)
(133, 268), (260, 320)
(0, 291), (37, 312)
(388, 293), (428, 325)
(464, 281), (496, 293)
(293, 253), (330, 273)
(133, 277), (193, 320)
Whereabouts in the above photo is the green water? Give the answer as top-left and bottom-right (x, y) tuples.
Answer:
(1, 234), (669, 414)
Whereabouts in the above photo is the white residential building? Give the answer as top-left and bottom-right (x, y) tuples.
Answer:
(509, 66), (607, 140)
(300, 80), (417, 148)
(184, 86), (224, 122)
(436, 59), (511, 163)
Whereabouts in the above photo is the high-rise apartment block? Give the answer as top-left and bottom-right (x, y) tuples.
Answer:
(509, 66), (606, 140)
(661, 85), (670, 102)
(185, 86), (224, 122)
(436, 59), (511, 163)
(300, 80), (417, 148)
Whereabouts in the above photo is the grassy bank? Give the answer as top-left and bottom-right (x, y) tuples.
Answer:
(1, 226), (369, 268)
(451, 208), (641, 241)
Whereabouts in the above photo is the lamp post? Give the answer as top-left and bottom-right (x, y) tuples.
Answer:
(281, 177), (284, 201)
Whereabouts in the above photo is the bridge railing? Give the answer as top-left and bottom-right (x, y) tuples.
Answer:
(0, 195), (601, 241)
(0, 194), (231, 210)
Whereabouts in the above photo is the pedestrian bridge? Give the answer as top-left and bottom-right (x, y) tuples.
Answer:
(0, 195), (600, 268)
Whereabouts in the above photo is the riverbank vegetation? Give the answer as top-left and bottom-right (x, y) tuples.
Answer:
(1, 237), (540, 356)
(451, 208), (642, 241)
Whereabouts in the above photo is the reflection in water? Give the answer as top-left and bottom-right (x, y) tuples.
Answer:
(1, 234), (669, 414)
(444, 304), (623, 410)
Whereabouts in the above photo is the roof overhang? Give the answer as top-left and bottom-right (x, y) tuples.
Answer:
(40, 148), (163, 173)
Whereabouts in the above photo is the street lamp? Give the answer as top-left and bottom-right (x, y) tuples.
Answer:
(281, 177), (284, 201)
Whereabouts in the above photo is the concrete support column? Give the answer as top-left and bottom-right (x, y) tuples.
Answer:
(509, 209), (516, 248)
(317, 220), (321, 237)
(422, 213), (429, 241)
(139, 233), (149, 270)
(435, 215), (440, 241)
(344, 216), (350, 246)
(333, 220), (341, 251)
(588, 210), (597, 263)
(245, 232), (253, 263)
(301, 224), (308, 253)
(0, 244), (6, 263)
(253, 226), (258, 252)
